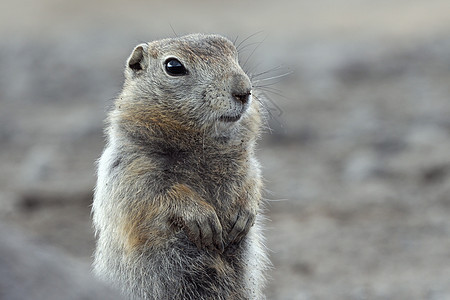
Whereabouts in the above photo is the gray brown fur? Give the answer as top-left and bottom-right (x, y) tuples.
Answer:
(92, 33), (269, 300)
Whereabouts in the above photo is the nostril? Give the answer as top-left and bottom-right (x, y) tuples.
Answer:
(232, 91), (251, 104)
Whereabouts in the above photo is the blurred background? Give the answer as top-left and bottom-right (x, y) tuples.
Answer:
(1, 0), (450, 299)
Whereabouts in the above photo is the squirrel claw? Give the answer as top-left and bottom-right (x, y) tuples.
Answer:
(226, 208), (256, 246)
(182, 212), (224, 253)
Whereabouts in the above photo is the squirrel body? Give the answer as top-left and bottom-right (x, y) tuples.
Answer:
(92, 33), (268, 299)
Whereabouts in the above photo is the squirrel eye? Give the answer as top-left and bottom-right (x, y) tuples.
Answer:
(164, 58), (188, 76)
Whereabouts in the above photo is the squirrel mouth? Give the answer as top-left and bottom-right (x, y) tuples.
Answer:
(219, 105), (247, 123)
(219, 114), (242, 122)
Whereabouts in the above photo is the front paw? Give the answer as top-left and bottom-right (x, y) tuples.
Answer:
(181, 210), (224, 253)
(225, 207), (256, 246)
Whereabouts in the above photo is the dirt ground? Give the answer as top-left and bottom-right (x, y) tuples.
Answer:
(1, 0), (450, 299)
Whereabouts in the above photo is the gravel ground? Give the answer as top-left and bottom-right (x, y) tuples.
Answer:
(1, 0), (450, 299)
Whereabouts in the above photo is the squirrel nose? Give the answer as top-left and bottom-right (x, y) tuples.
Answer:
(232, 91), (251, 104)
(231, 72), (252, 104)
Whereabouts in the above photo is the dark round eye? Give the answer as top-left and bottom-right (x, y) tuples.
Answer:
(164, 58), (188, 76)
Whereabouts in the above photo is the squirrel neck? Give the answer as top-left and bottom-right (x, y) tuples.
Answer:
(111, 108), (255, 158)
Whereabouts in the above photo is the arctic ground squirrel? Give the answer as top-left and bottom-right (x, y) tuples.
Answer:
(92, 33), (269, 300)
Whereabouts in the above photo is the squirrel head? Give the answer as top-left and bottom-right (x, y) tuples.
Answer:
(116, 34), (259, 138)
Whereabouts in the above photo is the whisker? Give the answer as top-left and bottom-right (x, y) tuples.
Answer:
(245, 61), (263, 78)
(265, 198), (289, 202)
(233, 35), (239, 46)
(169, 24), (178, 37)
(250, 65), (285, 80)
(254, 80), (287, 88)
(254, 92), (284, 119)
(242, 35), (267, 70)
(256, 86), (293, 103)
(238, 41), (267, 54)
(235, 31), (264, 52)
(264, 97), (284, 118)
(253, 71), (293, 84)
(253, 96), (274, 133)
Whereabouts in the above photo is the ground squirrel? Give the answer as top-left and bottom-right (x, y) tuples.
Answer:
(92, 33), (269, 299)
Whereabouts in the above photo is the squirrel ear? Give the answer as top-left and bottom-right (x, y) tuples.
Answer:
(126, 43), (149, 76)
